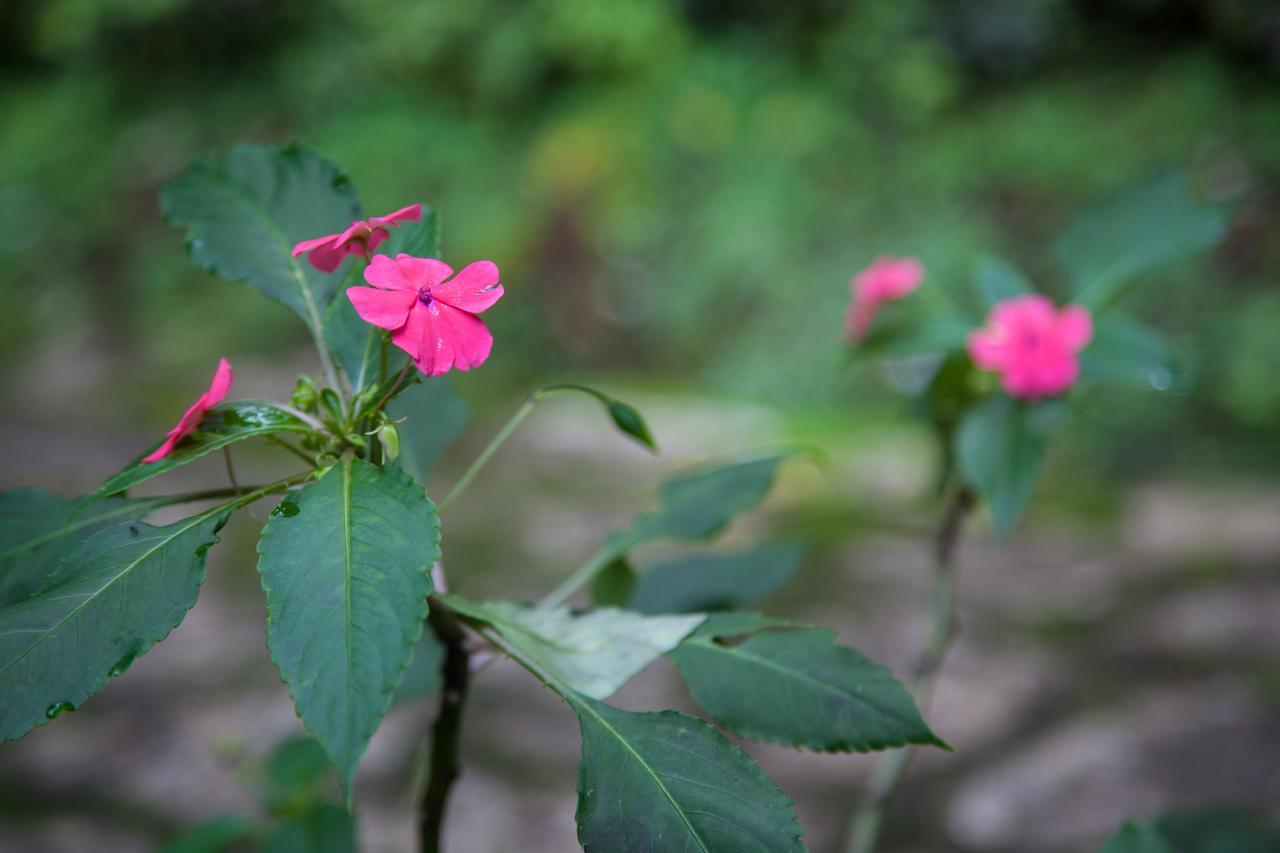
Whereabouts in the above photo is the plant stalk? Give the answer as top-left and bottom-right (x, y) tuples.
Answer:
(536, 544), (617, 610)
(844, 487), (973, 853)
(437, 396), (537, 512)
(419, 608), (471, 853)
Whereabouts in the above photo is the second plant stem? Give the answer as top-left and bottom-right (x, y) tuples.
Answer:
(419, 607), (470, 853)
(845, 486), (974, 853)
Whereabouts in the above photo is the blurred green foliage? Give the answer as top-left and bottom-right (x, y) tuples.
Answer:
(1, 0), (1278, 475)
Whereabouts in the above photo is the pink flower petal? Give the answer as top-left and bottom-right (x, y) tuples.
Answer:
(432, 303), (493, 371)
(204, 357), (234, 406)
(368, 204), (423, 229)
(432, 261), (504, 313)
(1057, 305), (1093, 350)
(292, 234), (338, 258)
(347, 286), (417, 330)
(390, 303), (434, 365)
(364, 254), (451, 293)
(142, 358), (234, 463)
(967, 296), (1093, 400)
(302, 240), (348, 273)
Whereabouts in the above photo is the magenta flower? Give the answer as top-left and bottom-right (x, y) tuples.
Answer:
(845, 255), (925, 343)
(142, 358), (233, 463)
(967, 295), (1093, 400)
(347, 254), (504, 376)
(292, 204), (423, 273)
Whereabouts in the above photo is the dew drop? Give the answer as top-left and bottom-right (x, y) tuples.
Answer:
(45, 701), (75, 719)
(108, 649), (140, 678)
(272, 500), (300, 518)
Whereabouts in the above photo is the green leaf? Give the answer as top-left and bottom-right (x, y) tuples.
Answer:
(262, 803), (356, 853)
(100, 402), (312, 496)
(0, 511), (225, 742)
(263, 735), (336, 814)
(1080, 316), (1175, 388)
(1055, 174), (1229, 311)
(1155, 806), (1280, 853)
(160, 816), (255, 853)
(669, 614), (943, 752)
(323, 295), (406, 395)
(956, 396), (1046, 538)
(972, 255), (1033, 309)
(611, 452), (795, 554)
(1100, 822), (1175, 853)
(375, 206), (440, 258)
(393, 628), (446, 705)
(0, 490), (170, 606)
(628, 542), (805, 614)
(589, 556), (637, 608)
(389, 378), (470, 484)
(160, 143), (362, 335)
(445, 596), (703, 700)
(256, 458), (439, 792)
(574, 698), (805, 853)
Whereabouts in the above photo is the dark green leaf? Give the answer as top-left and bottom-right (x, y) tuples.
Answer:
(1155, 807), (1280, 853)
(575, 698), (805, 853)
(0, 490), (169, 606)
(956, 396), (1046, 538)
(160, 816), (255, 853)
(628, 542), (805, 614)
(1080, 316), (1175, 389)
(262, 804), (356, 853)
(0, 511), (224, 742)
(323, 295), (406, 395)
(670, 614), (943, 752)
(389, 379), (470, 484)
(1100, 822), (1175, 853)
(445, 595), (702, 700)
(393, 628), (445, 705)
(160, 143), (361, 335)
(101, 403), (312, 496)
(590, 556), (637, 608)
(263, 735), (336, 814)
(256, 458), (439, 792)
(1055, 174), (1229, 311)
(973, 255), (1033, 309)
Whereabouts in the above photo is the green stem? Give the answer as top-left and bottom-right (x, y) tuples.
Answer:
(369, 358), (415, 418)
(537, 544), (617, 610)
(436, 396), (538, 512)
(419, 608), (471, 853)
(844, 487), (973, 853)
(267, 436), (318, 468)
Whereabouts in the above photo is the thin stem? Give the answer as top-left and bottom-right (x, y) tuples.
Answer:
(419, 608), (471, 853)
(370, 359), (414, 417)
(312, 335), (346, 411)
(267, 436), (318, 468)
(844, 487), (973, 853)
(436, 396), (537, 512)
(264, 401), (327, 432)
(537, 544), (617, 610)
(222, 447), (242, 498)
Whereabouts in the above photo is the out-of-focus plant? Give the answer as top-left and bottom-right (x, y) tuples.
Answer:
(840, 174), (1231, 853)
(0, 143), (953, 852)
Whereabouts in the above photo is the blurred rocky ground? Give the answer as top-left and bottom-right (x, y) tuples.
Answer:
(1, 387), (1277, 853)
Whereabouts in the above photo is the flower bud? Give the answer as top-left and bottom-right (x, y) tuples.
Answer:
(290, 375), (320, 413)
(377, 422), (400, 463)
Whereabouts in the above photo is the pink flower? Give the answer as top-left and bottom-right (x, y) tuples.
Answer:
(292, 204), (423, 273)
(845, 255), (925, 343)
(347, 254), (503, 376)
(967, 295), (1093, 399)
(142, 358), (233, 463)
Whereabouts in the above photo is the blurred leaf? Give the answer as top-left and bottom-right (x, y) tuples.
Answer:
(375, 206), (440, 258)
(589, 556), (637, 608)
(1055, 174), (1229, 311)
(323, 295), (406, 396)
(445, 595), (703, 700)
(160, 143), (362, 336)
(0, 510), (224, 742)
(99, 403), (312, 496)
(257, 458), (439, 794)
(627, 542), (805, 614)
(263, 735), (335, 815)
(574, 698), (805, 853)
(1100, 822), (1175, 853)
(389, 379), (470, 485)
(0, 490), (169, 606)
(956, 396), (1046, 538)
(393, 628), (445, 705)
(858, 318), (971, 357)
(261, 803), (355, 853)
(160, 815), (255, 853)
(1155, 806), (1280, 853)
(669, 614), (943, 752)
(1080, 316), (1175, 389)
(973, 255), (1033, 309)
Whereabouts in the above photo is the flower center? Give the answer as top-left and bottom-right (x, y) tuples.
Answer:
(418, 286), (434, 306)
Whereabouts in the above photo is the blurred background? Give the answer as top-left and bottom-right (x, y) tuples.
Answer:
(1, 1), (1279, 851)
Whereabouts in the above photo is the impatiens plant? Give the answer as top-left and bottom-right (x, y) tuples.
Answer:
(840, 174), (1231, 853)
(0, 143), (948, 853)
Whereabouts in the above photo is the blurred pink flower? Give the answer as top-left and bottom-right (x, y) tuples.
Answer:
(142, 358), (233, 463)
(348, 254), (503, 376)
(967, 294), (1093, 399)
(845, 255), (924, 343)
(292, 204), (422, 273)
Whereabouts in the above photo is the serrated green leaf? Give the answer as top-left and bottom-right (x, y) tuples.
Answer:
(445, 596), (703, 700)
(393, 627), (445, 705)
(0, 511), (225, 742)
(956, 396), (1046, 538)
(0, 490), (170, 606)
(256, 458), (439, 793)
(670, 616), (942, 752)
(628, 542), (804, 615)
(160, 143), (361, 336)
(1055, 174), (1229, 311)
(973, 255), (1033, 309)
(575, 698), (805, 853)
(101, 402), (312, 496)
(389, 378), (469, 485)
(1100, 822), (1175, 853)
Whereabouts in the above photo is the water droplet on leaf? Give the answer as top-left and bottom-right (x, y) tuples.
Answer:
(45, 701), (75, 719)
(273, 500), (300, 518)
